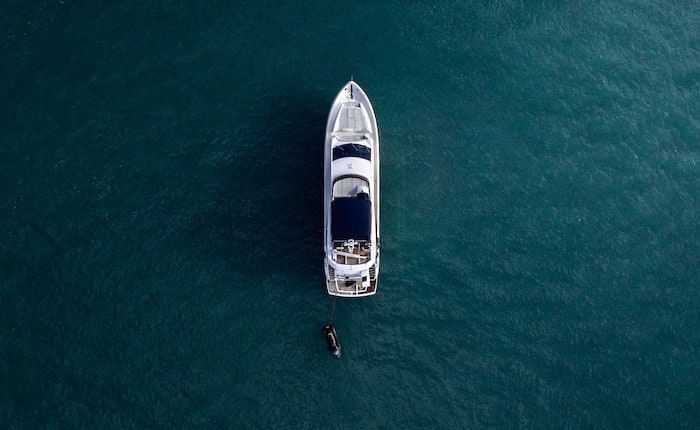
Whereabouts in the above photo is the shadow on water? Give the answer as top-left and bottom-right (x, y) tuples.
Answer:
(184, 85), (328, 282)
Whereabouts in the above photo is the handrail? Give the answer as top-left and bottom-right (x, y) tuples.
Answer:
(334, 251), (368, 259)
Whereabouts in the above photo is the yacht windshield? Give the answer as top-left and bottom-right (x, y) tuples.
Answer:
(333, 144), (371, 161)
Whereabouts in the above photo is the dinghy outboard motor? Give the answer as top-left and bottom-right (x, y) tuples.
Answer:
(323, 324), (341, 359)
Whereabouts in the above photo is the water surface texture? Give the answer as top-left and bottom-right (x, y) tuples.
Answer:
(2, 1), (698, 428)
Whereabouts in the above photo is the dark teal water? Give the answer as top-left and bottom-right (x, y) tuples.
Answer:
(2, 1), (698, 428)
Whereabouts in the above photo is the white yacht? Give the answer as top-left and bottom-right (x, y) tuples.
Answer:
(324, 81), (380, 297)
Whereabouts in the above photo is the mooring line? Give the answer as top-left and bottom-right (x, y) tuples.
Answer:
(329, 296), (337, 324)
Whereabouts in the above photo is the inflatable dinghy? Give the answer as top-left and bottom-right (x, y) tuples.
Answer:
(323, 324), (341, 359)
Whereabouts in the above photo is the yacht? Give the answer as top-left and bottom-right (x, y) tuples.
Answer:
(324, 81), (380, 297)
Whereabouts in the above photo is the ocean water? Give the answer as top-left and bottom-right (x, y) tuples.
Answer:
(1, 1), (698, 428)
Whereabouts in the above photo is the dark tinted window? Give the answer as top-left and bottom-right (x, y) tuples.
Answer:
(333, 144), (371, 161)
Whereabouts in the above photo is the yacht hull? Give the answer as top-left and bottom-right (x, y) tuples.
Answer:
(324, 81), (380, 297)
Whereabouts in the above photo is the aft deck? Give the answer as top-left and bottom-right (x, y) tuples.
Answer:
(326, 276), (377, 296)
(331, 240), (370, 265)
(326, 239), (378, 297)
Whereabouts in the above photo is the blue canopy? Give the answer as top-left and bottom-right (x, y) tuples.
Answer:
(331, 197), (371, 241)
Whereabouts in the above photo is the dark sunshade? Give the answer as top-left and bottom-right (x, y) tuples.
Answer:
(331, 197), (372, 241)
(333, 144), (371, 161)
